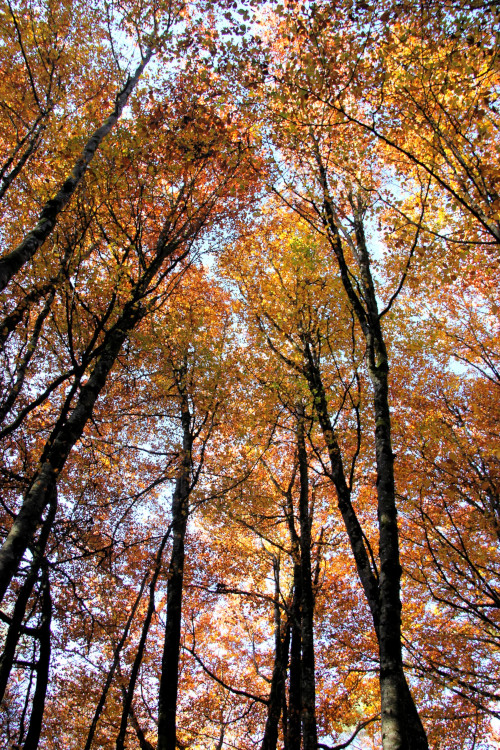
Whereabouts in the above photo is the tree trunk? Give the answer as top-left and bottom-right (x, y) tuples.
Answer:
(0, 50), (153, 292)
(0, 494), (56, 704)
(261, 556), (286, 750)
(281, 622), (291, 750)
(315, 177), (428, 750)
(157, 389), (193, 750)
(288, 564), (302, 750)
(22, 565), (51, 750)
(116, 530), (170, 750)
(302, 346), (380, 629)
(0, 301), (145, 604)
(296, 409), (317, 750)
(352, 208), (428, 750)
(284, 483), (302, 750)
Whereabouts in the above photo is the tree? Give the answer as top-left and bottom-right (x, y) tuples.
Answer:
(0, 41), (258, 741)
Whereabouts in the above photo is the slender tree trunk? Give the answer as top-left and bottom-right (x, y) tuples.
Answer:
(288, 567), (302, 750)
(281, 622), (291, 750)
(296, 410), (317, 750)
(370, 356), (406, 750)
(368, 361), (427, 748)
(0, 301), (144, 604)
(0, 49), (153, 292)
(284, 485), (302, 750)
(352, 209), (428, 750)
(22, 565), (51, 750)
(303, 346), (380, 628)
(0, 495), (56, 704)
(261, 556), (286, 750)
(157, 389), (193, 750)
(84, 556), (151, 750)
(313, 172), (428, 750)
(116, 529), (171, 750)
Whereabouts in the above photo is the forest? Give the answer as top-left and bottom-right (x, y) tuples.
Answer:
(0, 0), (498, 748)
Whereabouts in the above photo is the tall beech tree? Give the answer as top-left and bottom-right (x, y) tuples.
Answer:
(220, 215), (385, 746)
(0, 52), (258, 740)
(143, 271), (238, 750)
(247, 4), (499, 740)
(221, 211), (428, 748)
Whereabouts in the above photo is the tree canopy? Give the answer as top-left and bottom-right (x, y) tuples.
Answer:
(0, 1), (498, 749)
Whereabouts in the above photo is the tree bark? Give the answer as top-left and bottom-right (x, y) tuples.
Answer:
(281, 622), (291, 750)
(351, 206), (428, 750)
(303, 345), (380, 630)
(284, 483), (302, 750)
(288, 568), (302, 750)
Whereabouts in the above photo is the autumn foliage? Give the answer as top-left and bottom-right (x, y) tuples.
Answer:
(0, 1), (498, 749)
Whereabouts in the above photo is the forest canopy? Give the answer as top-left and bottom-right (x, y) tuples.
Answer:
(0, 1), (498, 749)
